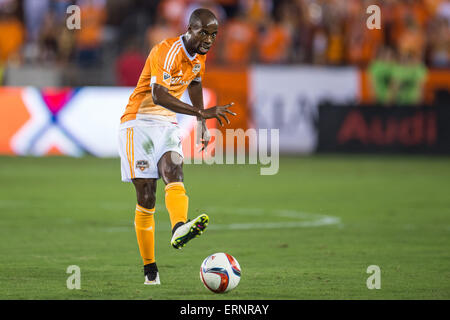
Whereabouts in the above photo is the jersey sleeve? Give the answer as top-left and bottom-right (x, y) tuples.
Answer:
(149, 43), (175, 89)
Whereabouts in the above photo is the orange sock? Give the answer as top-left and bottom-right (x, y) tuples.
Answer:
(165, 182), (189, 230)
(134, 204), (155, 265)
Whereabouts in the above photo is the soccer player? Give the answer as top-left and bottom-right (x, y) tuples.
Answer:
(118, 8), (236, 285)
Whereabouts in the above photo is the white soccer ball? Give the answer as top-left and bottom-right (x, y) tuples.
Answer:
(200, 252), (241, 293)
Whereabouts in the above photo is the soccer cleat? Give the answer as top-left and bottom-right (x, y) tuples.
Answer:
(144, 272), (160, 285)
(144, 263), (160, 285)
(170, 214), (209, 249)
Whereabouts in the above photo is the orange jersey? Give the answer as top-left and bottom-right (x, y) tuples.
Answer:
(121, 36), (206, 123)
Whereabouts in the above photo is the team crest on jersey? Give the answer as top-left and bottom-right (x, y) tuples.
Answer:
(163, 72), (171, 84)
(193, 64), (201, 74)
(136, 160), (149, 172)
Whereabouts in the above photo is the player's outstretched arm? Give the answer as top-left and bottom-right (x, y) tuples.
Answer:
(152, 83), (203, 117)
(187, 80), (205, 118)
(152, 83), (237, 125)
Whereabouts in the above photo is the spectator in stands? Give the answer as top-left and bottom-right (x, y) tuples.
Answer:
(240, 0), (272, 25)
(22, 0), (50, 64)
(436, 0), (450, 23)
(369, 46), (397, 106)
(34, 1), (76, 66)
(218, 8), (258, 66)
(57, 12), (76, 66)
(270, 0), (299, 63)
(292, 0), (317, 64)
(0, 0), (24, 65)
(38, 12), (59, 63)
(52, 0), (74, 22)
(158, 0), (186, 34)
(388, 0), (429, 49)
(115, 39), (146, 86)
(346, 6), (383, 67)
(75, 0), (106, 68)
(257, 14), (291, 64)
(326, 18), (345, 65)
(426, 16), (450, 68)
(146, 16), (178, 52)
(216, 0), (239, 18)
(23, 0), (49, 43)
(1, 0), (448, 81)
(397, 17), (426, 63)
(311, 27), (327, 65)
(387, 48), (428, 106)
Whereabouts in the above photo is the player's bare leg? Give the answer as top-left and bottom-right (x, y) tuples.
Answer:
(133, 178), (157, 209)
(158, 151), (209, 249)
(132, 178), (160, 284)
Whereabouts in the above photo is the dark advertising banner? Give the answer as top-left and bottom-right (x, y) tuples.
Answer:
(318, 105), (450, 154)
(250, 66), (359, 154)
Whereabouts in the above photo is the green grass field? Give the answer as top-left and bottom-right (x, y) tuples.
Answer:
(0, 155), (449, 300)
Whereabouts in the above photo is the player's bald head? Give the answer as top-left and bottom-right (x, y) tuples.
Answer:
(184, 8), (219, 55)
(188, 8), (218, 28)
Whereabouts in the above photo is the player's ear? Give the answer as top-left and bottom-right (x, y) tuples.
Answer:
(185, 27), (193, 39)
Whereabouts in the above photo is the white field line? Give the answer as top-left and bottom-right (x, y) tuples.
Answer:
(203, 207), (340, 230)
(207, 217), (340, 230)
(102, 206), (341, 232)
(0, 200), (342, 231)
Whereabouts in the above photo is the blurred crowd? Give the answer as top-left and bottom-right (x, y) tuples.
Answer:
(0, 0), (449, 86)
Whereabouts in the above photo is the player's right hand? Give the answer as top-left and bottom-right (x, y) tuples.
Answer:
(200, 102), (236, 126)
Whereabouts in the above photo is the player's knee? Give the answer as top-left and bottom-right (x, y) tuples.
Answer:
(159, 153), (184, 184)
(140, 192), (156, 209)
(163, 162), (183, 181)
(133, 179), (157, 209)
